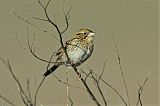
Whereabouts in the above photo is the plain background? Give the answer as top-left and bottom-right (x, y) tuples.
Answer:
(0, 0), (159, 106)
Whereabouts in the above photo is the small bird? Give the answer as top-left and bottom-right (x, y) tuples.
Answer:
(43, 28), (95, 77)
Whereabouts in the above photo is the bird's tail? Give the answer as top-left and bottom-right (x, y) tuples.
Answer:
(43, 65), (59, 77)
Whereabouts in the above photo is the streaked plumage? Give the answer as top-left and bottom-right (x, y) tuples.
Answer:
(43, 28), (95, 77)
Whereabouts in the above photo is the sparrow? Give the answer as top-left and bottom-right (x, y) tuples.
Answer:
(43, 28), (95, 77)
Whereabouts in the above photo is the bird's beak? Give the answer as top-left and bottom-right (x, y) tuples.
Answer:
(89, 32), (95, 37)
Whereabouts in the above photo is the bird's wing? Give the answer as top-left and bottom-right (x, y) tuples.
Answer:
(55, 38), (79, 61)
(65, 38), (77, 45)
(55, 46), (64, 62)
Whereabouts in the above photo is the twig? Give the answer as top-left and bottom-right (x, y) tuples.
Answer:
(26, 79), (33, 105)
(136, 71), (152, 106)
(31, 17), (48, 21)
(87, 67), (107, 106)
(61, 5), (72, 34)
(98, 59), (107, 83)
(101, 78), (127, 106)
(10, 11), (58, 40)
(113, 37), (130, 106)
(0, 93), (16, 106)
(16, 33), (27, 51)
(84, 68), (93, 81)
(80, 68), (127, 106)
(68, 95), (73, 106)
(33, 47), (55, 106)
(26, 29), (62, 64)
(53, 74), (86, 91)
(16, 28), (59, 64)
(33, 77), (45, 106)
(0, 58), (32, 106)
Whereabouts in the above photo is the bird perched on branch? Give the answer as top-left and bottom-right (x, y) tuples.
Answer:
(43, 28), (95, 77)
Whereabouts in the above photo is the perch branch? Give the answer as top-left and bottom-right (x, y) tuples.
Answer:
(37, 0), (101, 105)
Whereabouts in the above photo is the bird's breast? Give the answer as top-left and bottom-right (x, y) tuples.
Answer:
(62, 44), (93, 67)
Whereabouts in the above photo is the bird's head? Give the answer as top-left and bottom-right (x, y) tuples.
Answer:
(75, 28), (95, 43)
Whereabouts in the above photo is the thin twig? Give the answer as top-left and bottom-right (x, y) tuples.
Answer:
(26, 79), (33, 105)
(33, 77), (46, 106)
(53, 74), (86, 91)
(98, 59), (107, 83)
(136, 71), (152, 106)
(16, 33), (27, 51)
(0, 93), (16, 106)
(10, 11), (58, 40)
(19, 90), (29, 106)
(34, 47), (55, 106)
(84, 69), (93, 81)
(87, 68), (107, 106)
(68, 94), (73, 106)
(101, 78), (127, 106)
(61, 5), (72, 34)
(26, 30), (62, 64)
(113, 37), (130, 106)
(0, 58), (32, 106)
(80, 68), (127, 106)
(31, 17), (48, 21)
(16, 27), (59, 64)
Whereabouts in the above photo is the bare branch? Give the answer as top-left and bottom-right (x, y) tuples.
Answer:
(26, 30), (63, 64)
(37, 0), (67, 57)
(46, 0), (52, 9)
(10, 11), (58, 40)
(80, 65), (127, 106)
(19, 90), (30, 106)
(37, 0), (45, 9)
(26, 79), (33, 105)
(33, 45), (55, 106)
(79, 74), (101, 105)
(61, 5), (72, 34)
(33, 77), (45, 106)
(68, 95), (73, 106)
(0, 93), (16, 106)
(0, 58), (33, 106)
(37, 0), (101, 105)
(46, 49), (57, 72)
(113, 37), (130, 106)
(84, 69), (93, 82)
(101, 78), (127, 106)
(31, 17), (48, 21)
(53, 74), (86, 91)
(16, 33), (27, 51)
(98, 59), (107, 83)
(136, 71), (152, 106)
(87, 67), (107, 106)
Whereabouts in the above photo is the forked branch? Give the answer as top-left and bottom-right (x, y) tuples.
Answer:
(136, 71), (152, 106)
(0, 58), (33, 106)
(37, 0), (101, 105)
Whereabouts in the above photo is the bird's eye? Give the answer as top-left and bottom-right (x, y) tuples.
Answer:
(84, 32), (86, 35)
